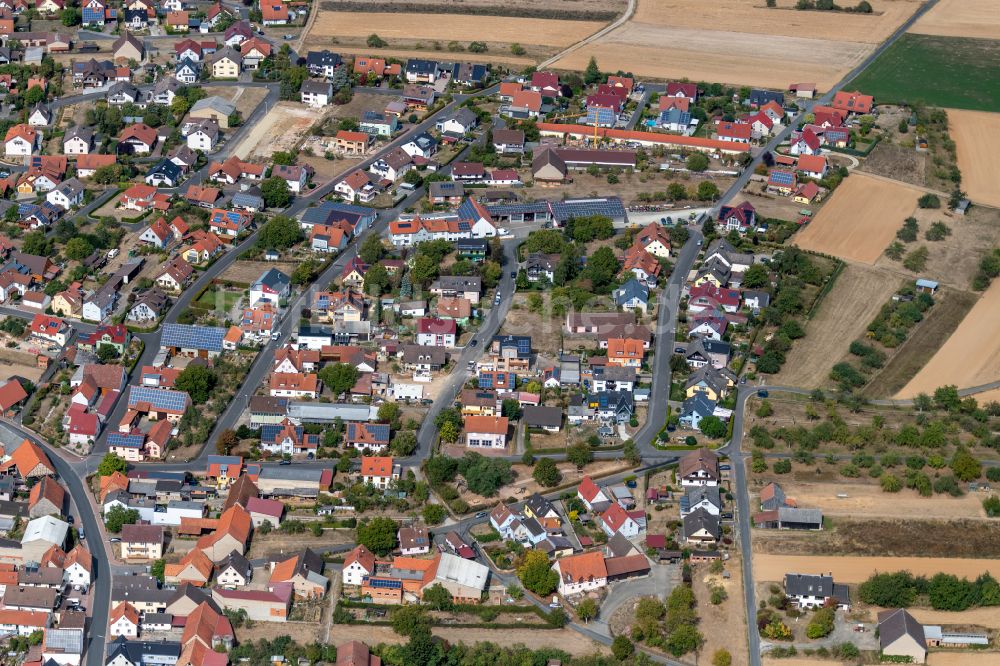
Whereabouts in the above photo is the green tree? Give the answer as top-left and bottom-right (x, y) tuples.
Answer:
(390, 604), (429, 637)
(261, 177), (292, 209)
(742, 263), (769, 289)
(686, 153), (709, 172)
(918, 193), (941, 209)
(356, 516), (398, 556)
(880, 473), (902, 493)
(584, 246), (619, 290)
(713, 649), (732, 666)
(175, 365), (217, 404)
(64, 237), (94, 261)
(96, 344), (119, 363)
(532, 457), (562, 487)
(21, 231), (50, 257)
(697, 181), (721, 201)
(257, 215), (301, 249)
(611, 635), (634, 660)
(97, 453), (127, 476)
(584, 56), (602, 85)
(756, 400), (773, 418)
(422, 582), (454, 610)
(985, 495), (1000, 518)
(363, 263), (391, 295)
(105, 505), (139, 533)
(951, 448), (982, 481)
(517, 550), (558, 596)
(576, 597), (598, 622)
(390, 431), (418, 456)
(623, 439), (640, 465)
(806, 607), (836, 638)
(216, 429), (239, 455)
(566, 441), (593, 469)
(422, 503), (446, 525)
(150, 559), (166, 583)
(61, 7), (81, 25)
(665, 624), (703, 657)
(318, 363), (359, 396)
(439, 421), (459, 443)
(699, 415), (727, 438)
(359, 234), (385, 265)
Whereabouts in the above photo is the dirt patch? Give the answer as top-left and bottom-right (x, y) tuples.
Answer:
(897, 279), (1000, 397)
(308, 12), (603, 49)
(776, 264), (900, 388)
(219, 260), (300, 286)
(793, 173), (922, 263)
(863, 288), (978, 397)
(232, 102), (322, 161)
(234, 620), (323, 645)
(909, 0), (1000, 39)
(327, 624), (610, 656)
(754, 554), (1000, 585)
(694, 557), (748, 666)
(759, 481), (989, 520)
(201, 85), (269, 119)
(753, 519), (1000, 559)
(946, 109), (1000, 208)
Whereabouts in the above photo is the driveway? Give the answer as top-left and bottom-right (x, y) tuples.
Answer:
(589, 560), (676, 637)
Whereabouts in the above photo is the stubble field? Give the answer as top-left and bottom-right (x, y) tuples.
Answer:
(793, 173), (921, 263)
(775, 264), (899, 388)
(897, 279), (1000, 397)
(909, 0), (1000, 39)
(305, 12), (604, 54)
(551, 0), (921, 89)
(754, 555), (1000, 584)
(945, 108), (1000, 208)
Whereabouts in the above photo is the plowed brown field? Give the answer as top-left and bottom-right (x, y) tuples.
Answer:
(754, 555), (1000, 584)
(794, 173), (922, 264)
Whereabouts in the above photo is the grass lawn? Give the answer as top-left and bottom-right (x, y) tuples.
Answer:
(848, 34), (1000, 111)
(195, 286), (241, 312)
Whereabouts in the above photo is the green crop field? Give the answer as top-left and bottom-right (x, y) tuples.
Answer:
(848, 34), (1000, 112)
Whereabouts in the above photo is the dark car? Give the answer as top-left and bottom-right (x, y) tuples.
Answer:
(470, 339), (478, 347)
(279, 459), (292, 465)
(757, 389), (769, 398)
(510, 271), (517, 278)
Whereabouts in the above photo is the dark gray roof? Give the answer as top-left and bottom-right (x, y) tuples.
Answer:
(524, 493), (555, 519)
(681, 486), (721, 511)
(522, 405), (562, 429)
(682, 507), (720, 539)
(878, 608), (924, 650)
(784, 573), (834, 597)
(605, 531), (636, 558)
(107, 636), (181, 664)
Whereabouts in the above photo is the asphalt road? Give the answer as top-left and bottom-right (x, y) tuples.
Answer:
(0, 421), (110, 666)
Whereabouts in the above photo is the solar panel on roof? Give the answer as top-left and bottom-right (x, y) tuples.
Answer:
(366, 578), (402, 589)
(161, 323), (226, 352)
(128, 386), (190, 412)
(770, 171), (795, 185)
(108, 433), (144, 448)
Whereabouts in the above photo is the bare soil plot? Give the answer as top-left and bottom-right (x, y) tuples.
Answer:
(201, 85), (269, 119)
(759, 481), (989, 520)
(231, 102), (322, 161)
(299, 153), (362, 186)
(219, 260), (300, 285)
(235, 621), (324, 645)
(945, 108), (1000, 208)
(775, 264), (900, 387)
(309, 12), (603, 48)
(694, 557), (748, 666)
(909, 0), (1000, 39)
(793, 173), (922, 264)
(754, 555), (1000, 584)
(897, 280), (1000, 397)
(858, 141), (928, 188)
(328, 624), (611, 656)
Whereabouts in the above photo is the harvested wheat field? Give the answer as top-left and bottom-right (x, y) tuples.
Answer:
(928, 651), (1000, 665)
(776, 265), (899, 387)
(552, 0), (920, 89)
(634, 0), (921, 42)
(309, 12), (603, 48)
(897, 280), (1000, 398)
(764, 482), (990, 520)
(794, 173), (922, 264)
(555, 27), (871, 90)
(231, 102), (321, 161)
(910, 0), (1000, 39)
(946, 109), (1000, 208)
(754, 555), (1000, 585)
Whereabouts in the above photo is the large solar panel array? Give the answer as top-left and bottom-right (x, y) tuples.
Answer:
(552, 197), (626, 222)
(161, 323), (226, 352)
(128, 386), (190, 412)
(769, 170), (795, 186)
(108, 433), (144, 449)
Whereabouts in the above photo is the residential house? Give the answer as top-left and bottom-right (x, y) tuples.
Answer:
(877, 609), (926, 664)
(553, 551), (607, 596)
(682, 508), (720, 544)
(120, 524), (164, 560)
(678, 448), (719, 487)
(785, 573), (850, 609)
(464, 415), (508, 449)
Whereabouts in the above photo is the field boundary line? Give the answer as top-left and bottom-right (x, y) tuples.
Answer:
(537, 0), (636, 69)
(803, 259), (846, 320)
